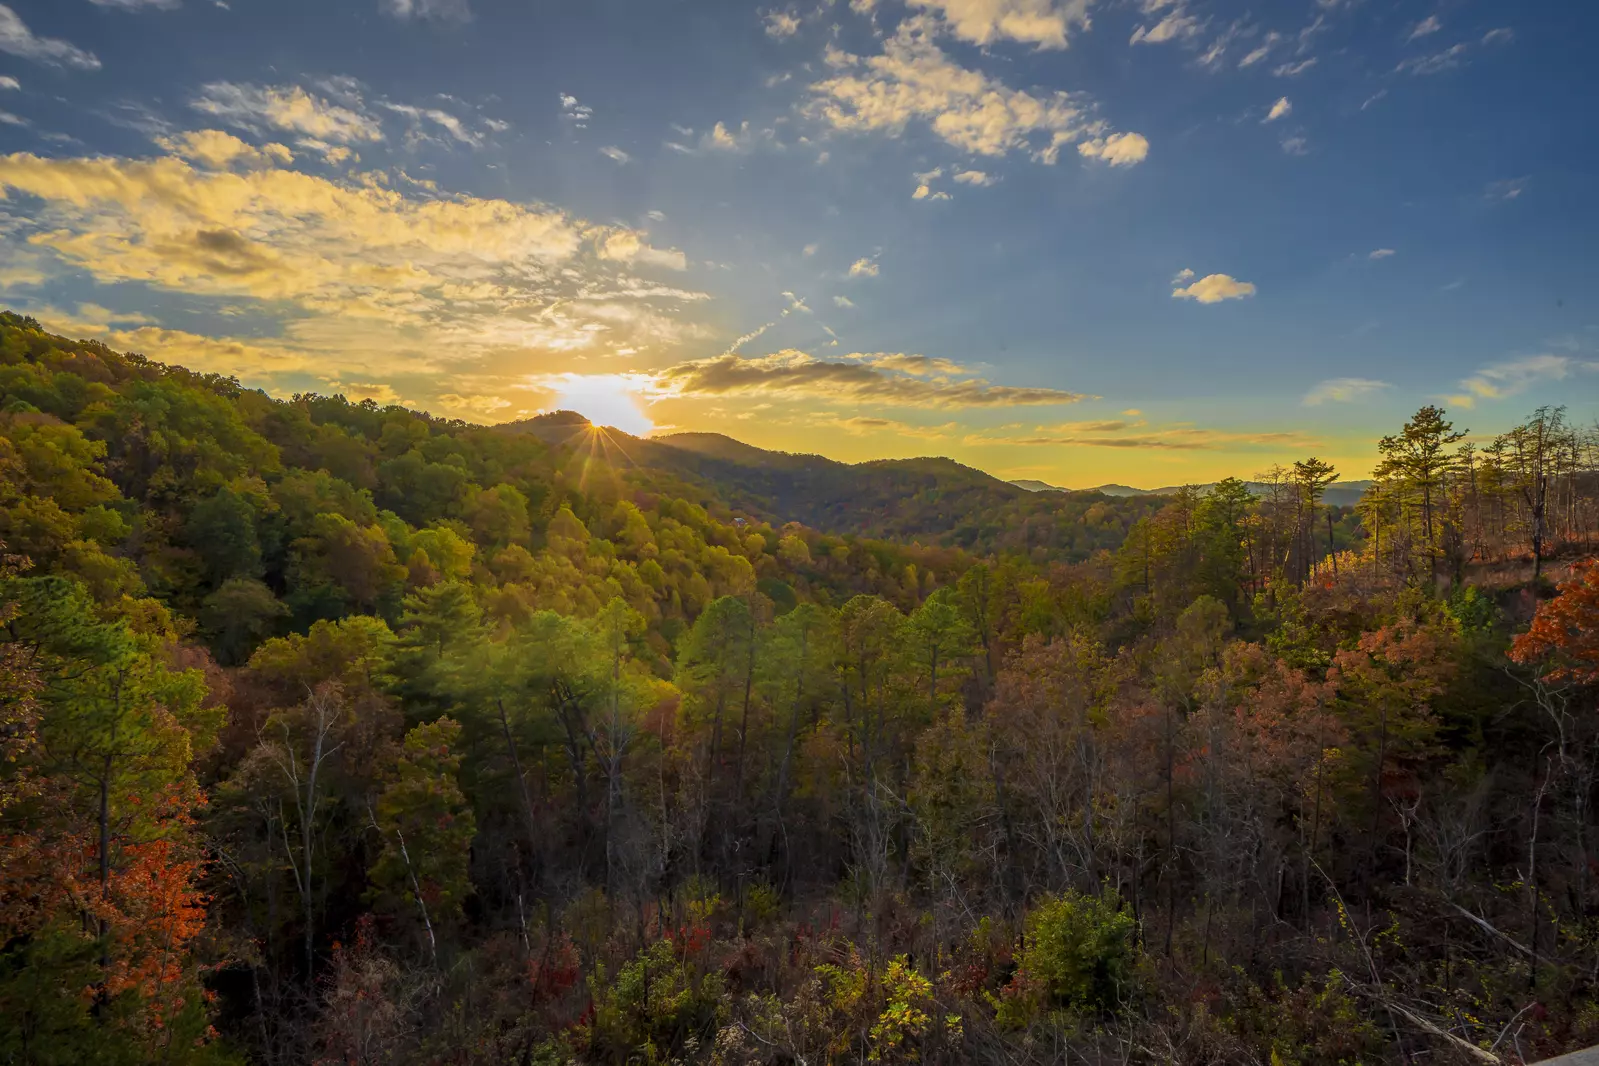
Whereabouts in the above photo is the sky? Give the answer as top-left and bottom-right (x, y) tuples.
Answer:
(0, 0), (1596, 488)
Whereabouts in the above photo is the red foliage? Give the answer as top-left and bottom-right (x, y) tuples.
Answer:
(1512, 559), (1599, 684)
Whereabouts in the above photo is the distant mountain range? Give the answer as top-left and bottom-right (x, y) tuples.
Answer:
(1011, 477), (1375, 508)
(497, 413), (1167, 558)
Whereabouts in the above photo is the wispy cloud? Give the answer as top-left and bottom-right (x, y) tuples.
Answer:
(833, 295), (855, 308)
(0, 4), (101, 70)
(1406, 15), (1441, 41)
(0, 76), (17, 91)
(1368, 248), (1395, 260)
(977, 420), (1318, 450)
(1481, 27), (1514, 45)
(89, 0), (182, 9)
(1303, 377), (1389, 406)
(599, 145), (631, 164)
(1273, 58), (1316, 77)
(849, 257), (880, 278)
(653, 349), (1087, 409)
(1397, 42), (1469, 75)
(1264, 96), (1291, 122)
(381, 0), (471, 21)
(192, 82), (384, 143)
(1172, 272), (1256, 303)
(1281, 136), (1309, 156)
(905, 0), (1093, 49)
(953, 168), (996, 186)
(1444, 355), (1599, 409)
(1486, 176), (1529, 201)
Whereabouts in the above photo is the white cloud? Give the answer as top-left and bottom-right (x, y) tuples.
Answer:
(764, 10), (800, 37)
(646, 209), (666, 222)
(89, 0), (181, 7)
(0, 109), (24, 126)
(1264, 96), (1291, 122)
(1407, 15), (1440, 41)
(1482, 27), (1514, 45)
(1303, 377), (1389, 405)
(1281, 136), (1308, 155)
(953, 168), (996, 185)
(833, 295), (855, 307)
(849, 257), (880, 278)
(1172, 272), (1256, 303)
(1368, 248), (1395, 260)
(383, 102), (482, 146)
(1171, 268), (1194, 283)
(802, 242), (819, 256)
(904, 0), (1093, 49)
(600, 145), (631, 164)
(1397, 43), (1468, 75)
(1486, 177), (1528, 201)
(0, 4), (101, 70)
(192, 82), (384, 143)
(598, 231), (688, 271)
(381, 0), (471, 20)
(1273, 58), (1316, 76)
(1076, 131), (1149, 166)
(702, 120), (768, 152)
(0, 75), (16, 90)
(1444, 355), (1599, 409)
(809, 19), (1144, 165)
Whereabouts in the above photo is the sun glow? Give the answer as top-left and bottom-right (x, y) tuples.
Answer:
(542, 373), (656, 435)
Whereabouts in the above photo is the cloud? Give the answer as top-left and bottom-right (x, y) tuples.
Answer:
(953, 168), (996, 185)
(0, 76), (16, 90)
(989, 422), (1317, 450)
(1407, 15), (1440, 41)
(383, 102), (483, 147)
(1486, 176), (1528, 201)
(809, 18), (1144, 165)
(904, 0), (1092, 49)
(1368, 248), (1395, 260)
(848, 257), (880, 278)
(1482, 27), (1514, 45)
(599, 145), (631, 164)
(1172, 272), (1256, 303)
(0, 4), (101, 70)
(381, 0), (471, 20)
(1076, 132), (1148, 166)
(560, 94), (592, 127)
(1444, 355), (1598, 409)
(1130, 8), (1201, 46)
(764, 10), (800, 37)
(1264, 96), (1291, 122)
(1397, 43), (1468, 75)
(833, 295), (855, 308)
(1238, 33), (1280, 68)
(0, 109), (24, 127)
(0, 141), (708, 403)
(1281, 136), (1308, 155)
(1171, 267), (1194, 283)
(652, 349), (1087, 409)
(1303, 377), (1389, 405)
(701, 120), (771, 152)
(192, 82), (384, 144)
(89, 0), (180, 7)
(598, 231), (688, 271)
(1273, 58), (1316, 77)
(157, 129), (294, 168)
(802, 243), (818, 256)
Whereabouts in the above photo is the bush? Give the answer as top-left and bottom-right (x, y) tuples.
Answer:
(997, 890), (1138, 1026)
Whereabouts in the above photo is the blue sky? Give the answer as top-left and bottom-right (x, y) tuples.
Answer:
(0, 0), (1595, 485)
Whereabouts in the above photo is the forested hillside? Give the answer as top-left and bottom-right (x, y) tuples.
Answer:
(2, 309), (1599, 1065)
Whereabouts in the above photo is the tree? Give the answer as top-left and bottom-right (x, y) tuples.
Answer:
(367, 717), (476, 965)
(1511, 559), (1599, 684)
(1375, 406), (1466, 582)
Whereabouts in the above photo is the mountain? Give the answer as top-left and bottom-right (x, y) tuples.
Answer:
(492, 420), (1167, 559)
(1014, 477), (1375, 508)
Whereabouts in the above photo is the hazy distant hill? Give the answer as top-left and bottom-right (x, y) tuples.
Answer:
(1011, 477), (1374, 508)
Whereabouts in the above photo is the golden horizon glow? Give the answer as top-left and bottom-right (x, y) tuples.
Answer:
(540, 373), (656, 436)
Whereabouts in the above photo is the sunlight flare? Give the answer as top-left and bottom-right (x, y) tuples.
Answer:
(539, 372), (656, 435)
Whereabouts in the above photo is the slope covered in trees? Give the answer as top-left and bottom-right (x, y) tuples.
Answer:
(2, 310), (1599, 1064)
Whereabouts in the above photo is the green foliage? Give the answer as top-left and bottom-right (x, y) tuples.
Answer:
(998, 891), (1139, 1025)
(588, 940), (726, 1062)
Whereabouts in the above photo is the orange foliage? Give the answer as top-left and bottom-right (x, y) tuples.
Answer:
(1511, 559), (1599, 684)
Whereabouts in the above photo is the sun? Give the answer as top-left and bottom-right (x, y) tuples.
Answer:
(543, 373), (655, 436)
